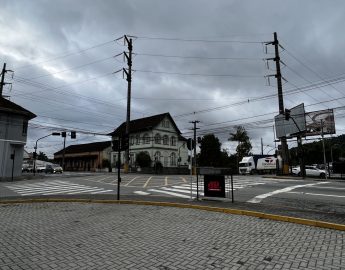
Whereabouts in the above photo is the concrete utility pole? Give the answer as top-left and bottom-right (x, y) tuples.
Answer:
(0, 63), (7, 97)
(266, 32), (289, 174)
(123, 35), (133, 173)
(320, 120), (328, 179)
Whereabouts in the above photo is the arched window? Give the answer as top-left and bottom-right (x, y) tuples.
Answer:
(143, 133), (150, 144)
(163, 135), (169, 145)
(136, 135), (140, 145)
(154, 151), (161, 162)
(170, 136), (176, 146)
(154, 133), (161, 144)
(170, 152), (176, 166)
(130, 136), (134, 145)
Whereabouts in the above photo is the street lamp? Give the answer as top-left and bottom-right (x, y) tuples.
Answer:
(33, 132), (60, 175)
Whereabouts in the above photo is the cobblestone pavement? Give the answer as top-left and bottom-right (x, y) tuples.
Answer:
(0, 203), (344, 270)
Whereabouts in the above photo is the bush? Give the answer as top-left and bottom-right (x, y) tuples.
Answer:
(136, 152), (152, 168)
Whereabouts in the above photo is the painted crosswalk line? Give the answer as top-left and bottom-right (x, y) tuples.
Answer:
(5, 180), (113, 196)
(133, 178), (292, 198)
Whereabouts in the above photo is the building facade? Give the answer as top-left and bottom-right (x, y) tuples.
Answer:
(0, 97), (36, 181)
(54, 141), (111, 172)
(108, 113), (188, 169)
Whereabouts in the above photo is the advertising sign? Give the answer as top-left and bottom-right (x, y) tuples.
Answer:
(305, 109), (336, 136)
(275, 103), (306, 138)
(204, 174), (225, 198)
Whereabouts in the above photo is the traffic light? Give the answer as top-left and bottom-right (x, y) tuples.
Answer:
(112, 140), (119, 151)
(71, 131), (76, 139)
(197, 137), (202, 144)
(61, 131), (66, 138)
(33, 152), (37, 159)
(120, 135), (129, 151)
(284, 108), (291, 121)
(187, 138), (194, 151)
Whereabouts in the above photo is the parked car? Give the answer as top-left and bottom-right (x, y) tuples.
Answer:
(45, 164), (63, 174)
(22, 165), (33, 173)
(292, 165), (326, 178)
(36, 165), (46, 173)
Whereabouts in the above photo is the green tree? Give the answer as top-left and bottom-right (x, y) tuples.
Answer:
(37, 151), (48, 161)
(198, 134), (223, 167)
(229, 126), (252, 161)
(136, 152), (152, 167)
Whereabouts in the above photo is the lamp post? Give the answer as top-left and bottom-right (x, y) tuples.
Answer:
(33, 132), (60, 176)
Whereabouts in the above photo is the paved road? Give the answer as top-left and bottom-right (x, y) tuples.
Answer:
(0, 202), (344, 270)
(1, 173), (345, 223)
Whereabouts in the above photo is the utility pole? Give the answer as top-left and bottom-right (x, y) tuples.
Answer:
(266, 32), (289, 174)
(190, 120), (200, 175)
(123, 35), (133, 173)
(261, 138), (263, 155)
(0, 63), (12, 97)
(320, 120), (328, 179)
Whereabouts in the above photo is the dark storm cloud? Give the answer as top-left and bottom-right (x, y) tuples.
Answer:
(1, 0), (345, 156)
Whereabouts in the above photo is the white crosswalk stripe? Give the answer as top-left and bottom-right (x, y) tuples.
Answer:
(134, 178), (292, 198)
(5, 180), (113, 196)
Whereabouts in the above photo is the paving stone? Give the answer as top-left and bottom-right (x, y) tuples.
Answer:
(0, 202), (344, 270)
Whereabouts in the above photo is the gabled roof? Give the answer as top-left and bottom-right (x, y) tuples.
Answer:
(54, 141), (111, 156)
(108, 112), (183, 137)
(0, 97), (36, 119)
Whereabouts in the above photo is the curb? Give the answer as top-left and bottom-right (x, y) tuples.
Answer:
(1, 198), (345, 231)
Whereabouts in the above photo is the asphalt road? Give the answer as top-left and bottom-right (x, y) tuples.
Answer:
(1, 172), (344, 223)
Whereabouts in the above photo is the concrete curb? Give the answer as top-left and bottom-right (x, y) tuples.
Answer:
(1, 198), (345, 231)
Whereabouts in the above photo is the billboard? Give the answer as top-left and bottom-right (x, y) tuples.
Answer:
(275, 103), (306, 138)
(305, 109), (335, 136)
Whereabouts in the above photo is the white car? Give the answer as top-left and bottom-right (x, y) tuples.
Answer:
(292, 166), (326, 178)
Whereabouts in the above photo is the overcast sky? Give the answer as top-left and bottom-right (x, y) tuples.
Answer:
(1, 0), (345, 157)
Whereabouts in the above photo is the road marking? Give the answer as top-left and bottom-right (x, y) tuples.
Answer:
(5, 181), (113, 196)
(134, 191), (151, 195)
(287, 191), (345, 198)
(147, 188), (190, 198)
(308, 186), (345, 191)
(165, 177), (168, 186)
(247, 182), (329, 203)
(162, 187), (204, 196)
(180, 177), (187, 183)
(143, 177), (153, 188)
(125, 176), (139, 186)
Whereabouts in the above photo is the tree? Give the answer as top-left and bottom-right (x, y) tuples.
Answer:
(198, 134), (222, 167)
(136, 152), (152, 167)
(229, 126), (252, 161)
(37, 151), (48, 161)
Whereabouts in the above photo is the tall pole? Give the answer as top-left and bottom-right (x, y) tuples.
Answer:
(123, 36), (133, 173)
(33, 141), (38, 176)
(0, 63), (7, 97)
(190, 120), (200, 175)
(62, 136), (66, 171)
(261, 138), (263, 155)
(321, 120), (328, 179)
(272, 32), (289, 174)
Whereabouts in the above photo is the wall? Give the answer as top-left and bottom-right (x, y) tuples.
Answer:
(0, 113), (27, 180)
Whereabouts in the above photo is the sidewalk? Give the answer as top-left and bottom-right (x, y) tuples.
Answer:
(0, 202), (344, 270)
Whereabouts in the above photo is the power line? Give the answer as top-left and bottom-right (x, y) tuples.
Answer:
(14, 39), (116, 70)
(135, 36), (264, 44)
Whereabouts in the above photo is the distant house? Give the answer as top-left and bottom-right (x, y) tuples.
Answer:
(108, 112), (188, 169)
(54, 141), (111, 172)
(0, 97), (36, 181)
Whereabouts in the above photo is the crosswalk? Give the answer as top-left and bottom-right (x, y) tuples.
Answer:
(133, 178), (295, 198)
(5, 180), (113, 196)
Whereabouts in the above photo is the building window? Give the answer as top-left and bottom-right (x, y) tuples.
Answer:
(170, 152), (176, 166)
(22, 120), (28, 136)
(164, 156), (168, 167)
(154, 133), (161, 144)
(170, 136), (176, 146)
(166, 121), (170, 128)
(130, 136), (134, 146)
(136, 135), (140, 145)
(154, 151), (161, 163)
(143, 133), (150, 144)
(163, 135), (169, 145)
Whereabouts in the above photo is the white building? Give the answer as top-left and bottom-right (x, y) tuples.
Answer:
(0, 97), (36, 181)
(108, 113), (188, 169)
